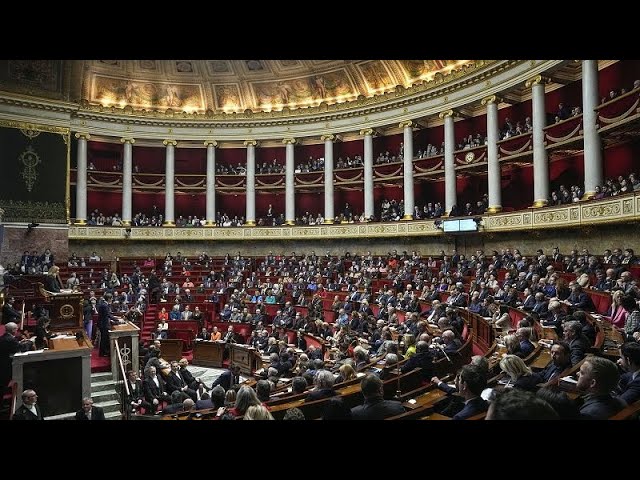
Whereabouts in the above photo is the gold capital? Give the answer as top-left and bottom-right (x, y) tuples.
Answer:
(74, 132), (91, 140)
(438, 110), (454, 119)
(243, 140), (258, 147)
(282, 138), (297, 145)
(204, 140), (218, 147)
(525, 75), (551, 89)
(120, 137), (135, 144)
(481, 95), (498, 106)
(320, 134), (335, 142)
(399, 120), (413, 129)
(359, 128), (374, 136)
(163, 139), (177, 147)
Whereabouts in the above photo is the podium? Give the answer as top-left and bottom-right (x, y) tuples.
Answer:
(192, 340), (225, 368)
(11, 335), (92, 417)
(109, 322), (140, 383)
(38, 285), (84, 331)
(229, 343), (262, 375)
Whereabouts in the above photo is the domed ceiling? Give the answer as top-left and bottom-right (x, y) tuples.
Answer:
(0, 60), (477, 113)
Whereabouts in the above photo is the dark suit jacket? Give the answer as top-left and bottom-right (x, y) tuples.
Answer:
(43, 275), (61, 293)
(578, 393), (625, 419)
(0, 332), (21, 386)
(75, 406), (105, 420)
(143, 375), (167, 401)
(305, 388), (337, 402)
(351, 396), (405, 420)
(127, 379), (145, 402)
(211, 370), (239, 391)
(452, 397), (488, 420)
(617, 372), (640, 405)
(400, 351), (434, 381)
(165, 371), (187, 393)
(179, 367), (199, 389)
(569, 335), (591, 366)
(12, 404), (44, 420)
(2, 303), (21, 325)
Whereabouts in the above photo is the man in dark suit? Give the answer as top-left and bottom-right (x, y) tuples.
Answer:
(125, 370), (152, 414)
(75, 397), (105, 420)
(350, 374), (405, 420)
(165, 361), (197, 400)
(143, 365), (172, 413)
(2, 297), (22, 325)
(211, 364), (241, 391)
(432, 364), (489, 420)
(576, 356), (625, 419)
(401, 341), (434, 381)
(0, 322), (31, 390)
(12, 389), (44, 420)
(563, 320), (592, 366)
(531, 341), (572, 385)
(97, 293), (122, 356)
(616, 342), (640, 405)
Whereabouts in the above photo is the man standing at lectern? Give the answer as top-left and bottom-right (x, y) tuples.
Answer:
(97, 293), (121, 357)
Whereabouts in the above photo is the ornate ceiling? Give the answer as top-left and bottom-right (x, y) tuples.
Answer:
(0, 60), (476, 113)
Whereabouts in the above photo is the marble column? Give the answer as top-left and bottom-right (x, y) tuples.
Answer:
(74, 133), (90, 224)
(582, 59), (603, 198)
(439, 110), (457, 214)
(163, 139), (177, 226)
(204, 140), (217, 226)
(244, 140), (257, 226)
(283, 138), (296, 225)
(400, 120), (414, 220)
(321, 134), (335, 223)
(120, 137), (135, 226)
(482, 96), (502, 213)
(527, 75), (549, 207)
(360, 128), (374, 220)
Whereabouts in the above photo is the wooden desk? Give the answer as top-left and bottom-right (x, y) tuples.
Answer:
(192, 340), (225, 368)
(229, 343), (262, 375)
(109, 322), (140, 382)
(159, 339), (183, 362)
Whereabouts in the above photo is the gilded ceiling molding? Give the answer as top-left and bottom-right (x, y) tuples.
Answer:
(438, 110), (455, 119)
(74, 132), (91, 140)
(162, 139), (177, 147)
(320, 134), (336, 142)
(120, 137), (135, 144)
(398, 120), (413, 129)
(203, 140), (218, 147)
(525, 74), (552, 88)
(282, 137), (296, 145)
(359, 128), (374, 136)
(243, 140), (258, 147)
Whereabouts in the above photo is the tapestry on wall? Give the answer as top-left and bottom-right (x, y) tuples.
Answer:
(0, 123), (68, 223)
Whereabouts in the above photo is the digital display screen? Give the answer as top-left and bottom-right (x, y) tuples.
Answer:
(442, 219), (478, 233)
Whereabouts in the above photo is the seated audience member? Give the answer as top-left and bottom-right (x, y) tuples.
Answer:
(499, 355), (539, 391)
(615, 342), (640, 405)
(211, 364), (242, 391)
(563, 320), (592, 366)
(486, 388), (559, 420)
(350, 374), (405, 420)
(126, 370), (152, 414)
(575, 356), (625, 419)
(283, 407), (306, 420)
(75, 397), (105, 421)
(226, 385), (262, 418)
(536, 386), (580, 419)
(244, 404), (274, 420)
(531, 341), (572, 385)
(400, 340), (434, 382)
(431, 364), (489, 420)
(305, 369), (337, 402)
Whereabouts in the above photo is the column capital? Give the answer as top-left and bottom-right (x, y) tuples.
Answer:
(243, 140), (258, 147)
(163, 139), (177, 147)
(282, 138), (297, 145)
(359, 128), (374, 136)
(525, 74), (551, 89)
(74, 132), (91, 140)
(120, 137), (135, 144)
(204, 140), (218, 147)
(481, 95), (501, 106)
(438, 109), (455, 119)
(320, 134), (336, 142)
(398, 120), (414, 129)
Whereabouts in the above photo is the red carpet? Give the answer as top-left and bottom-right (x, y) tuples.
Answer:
(90, 348), (111, 373)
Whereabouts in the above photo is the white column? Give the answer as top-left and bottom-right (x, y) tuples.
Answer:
(582, 59), (603, 198)
(440, 110), (457, 214)
(360, 128), (374, 220)
(163, 139), (177, 226)
(400, 120), (414, 219)
(204, 140), (217, 226)
(527, 75), (549, 207)
(482, 96), (502, 213)
(74, 132), (90, 224)
(321, 134), (335, 223)
(283, 138), (296, 225)
(244, 140), (257, 226)
(120, 137), (135, 225)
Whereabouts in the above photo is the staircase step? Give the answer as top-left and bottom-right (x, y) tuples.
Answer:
(105, 410), (122, 420)
(94, 399), (121, 413)
(91, 372), (114, 381)
(91, 379), (117, 392)
(92, 390), (120, 403)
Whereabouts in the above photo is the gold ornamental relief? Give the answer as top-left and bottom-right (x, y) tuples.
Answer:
(60, 304), (75, 319)
(19, 146), (41, 192)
